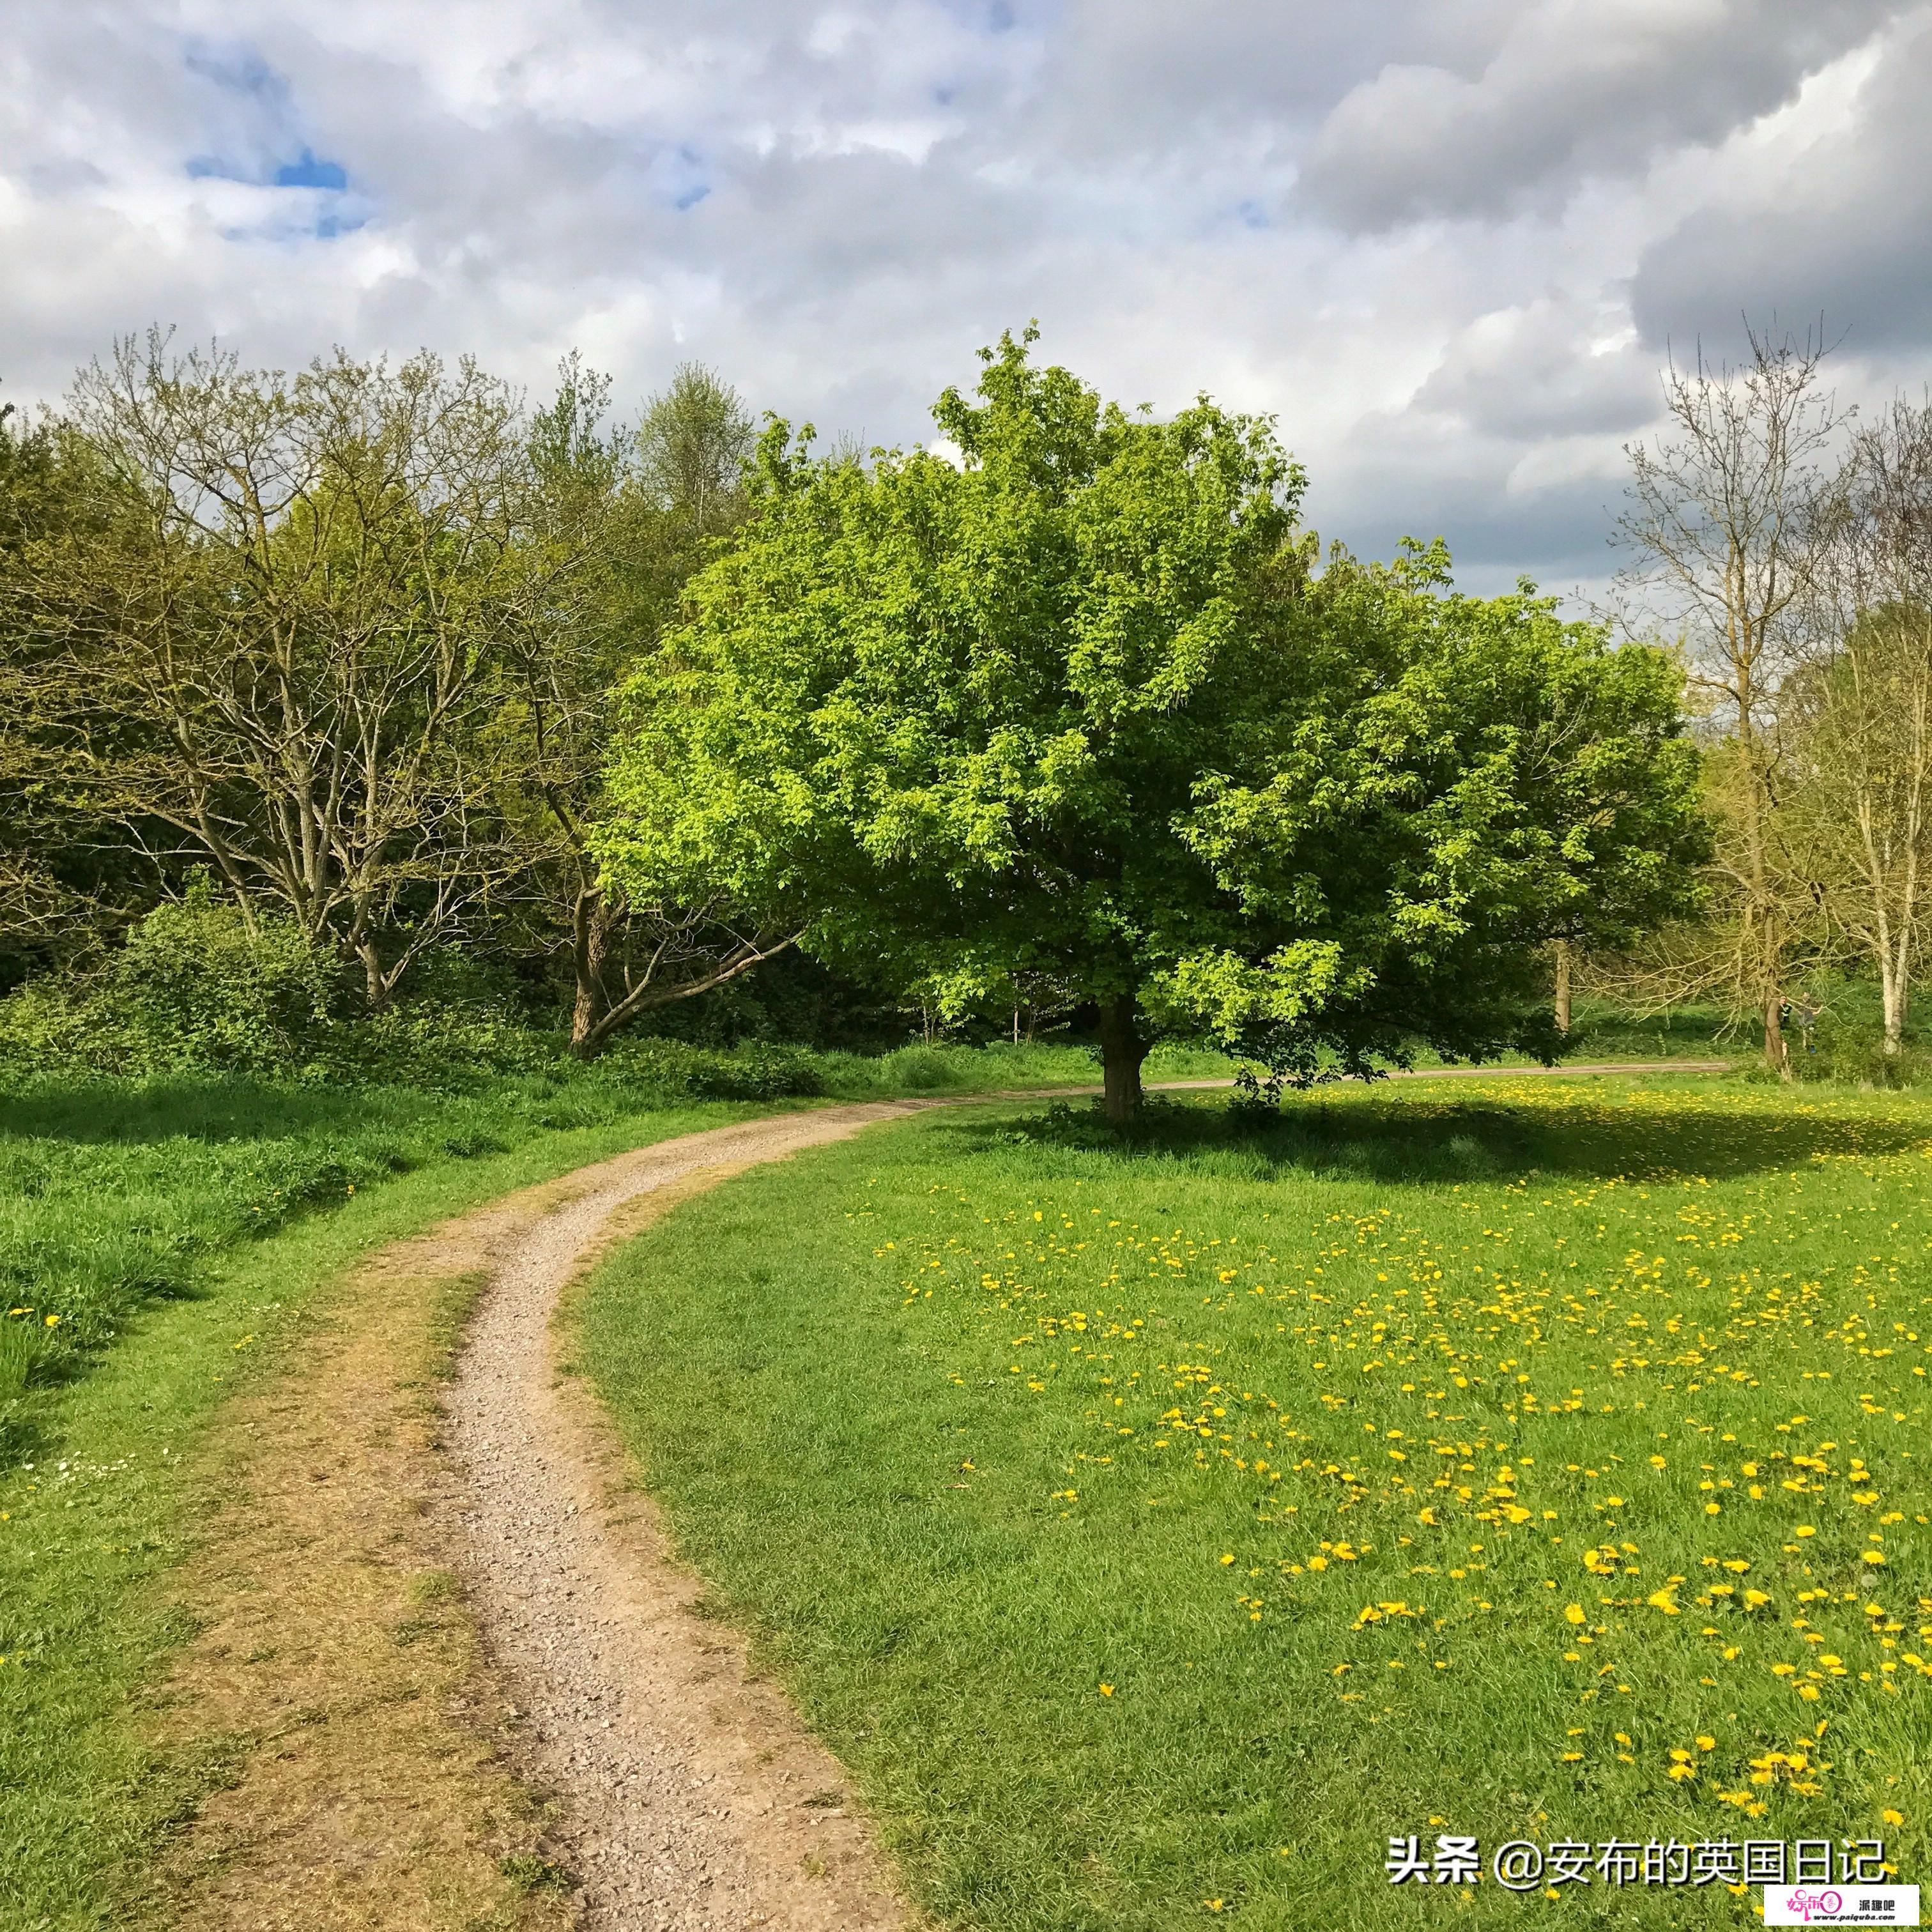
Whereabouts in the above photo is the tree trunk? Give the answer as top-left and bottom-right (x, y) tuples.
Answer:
(1881, 959), (1908, 1057)
(1096, 992), (1146, 1126)
(1761, 987), (1788, 1077)
(569, 887), (614, 1057)
(1553, 939), (1572, 1036)
(355, 938), (392, 1013)
(572, 933), (800, 1061)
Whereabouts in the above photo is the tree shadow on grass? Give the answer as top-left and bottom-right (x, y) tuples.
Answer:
(948, 1090), (1926, 1186)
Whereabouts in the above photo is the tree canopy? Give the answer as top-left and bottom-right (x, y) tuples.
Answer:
(597, 329), (1706, 1117)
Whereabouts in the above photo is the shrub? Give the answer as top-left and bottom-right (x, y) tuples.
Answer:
(0, 893), (342, 1077)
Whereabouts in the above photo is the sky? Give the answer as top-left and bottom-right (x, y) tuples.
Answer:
(4, 0), (1928, 604)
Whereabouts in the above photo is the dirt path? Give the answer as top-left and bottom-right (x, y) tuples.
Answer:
(440, 1103), (931, 1932)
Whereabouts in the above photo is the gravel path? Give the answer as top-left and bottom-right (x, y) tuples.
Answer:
(442, 1103), (929, 1932)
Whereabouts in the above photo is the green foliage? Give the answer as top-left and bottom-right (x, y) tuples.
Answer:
(0, 919), (846, 1096)
(599, 328), (1706, 1092)
(0, 891), (343, 1076)
(597, 1035), (825, 1100)
(635, 362), (756, 540)
(1779, 971), (1932, 1087)
(0, 399), (132, 977)
(107, 891), (341, 1064)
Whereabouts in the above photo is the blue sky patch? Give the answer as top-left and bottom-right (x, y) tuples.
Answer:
(273, 150), (349, 192)
(181, 37), (364, 238)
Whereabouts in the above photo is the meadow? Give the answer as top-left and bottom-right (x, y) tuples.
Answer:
(0, 1041), (1236, 1450)
(579, 1075), (1931, 1931)
(0, 1070), (719, 1454)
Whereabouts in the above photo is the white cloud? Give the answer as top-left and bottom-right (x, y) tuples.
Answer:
(4, 1), (1931, 604)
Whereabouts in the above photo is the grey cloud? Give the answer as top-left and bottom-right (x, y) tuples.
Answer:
(1632, 18), (1932, 357)
(1300, 0), (1897, 232)
(1023, 1), (1410, 152)
(1306, 417), (1630, 588)
(1413, 300), (1657, 439)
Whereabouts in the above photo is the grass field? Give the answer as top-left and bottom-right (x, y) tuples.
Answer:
(0, 1041), (1234, 1927)
(0, 1071), (743, 1444)
(579, 1076), (1931, 1931)
(0, 1043), (1234, 1456)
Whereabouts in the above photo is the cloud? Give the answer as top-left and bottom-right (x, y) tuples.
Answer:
(1298, 0), (1899, 232)
(1632, 15), (1932, 358)
(4, 1), (1932, 606)
(1411, 298), (1656, 441)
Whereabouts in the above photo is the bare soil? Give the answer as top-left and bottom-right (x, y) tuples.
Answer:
(143, 1184), (582, 1932)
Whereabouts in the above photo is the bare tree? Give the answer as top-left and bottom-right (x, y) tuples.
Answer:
(27, 334), (565, 1006)
(1616, 326), (1843, 1075)
(1006, 969), (1080, 1046)
(1788, 394), (1932, 1056)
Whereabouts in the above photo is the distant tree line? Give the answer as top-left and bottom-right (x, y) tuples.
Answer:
(27, 321), (1928, 1110)
(0, 334), (824, 1055)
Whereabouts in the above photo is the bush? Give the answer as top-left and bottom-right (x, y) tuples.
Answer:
(1770, 973), (1932, 1087)
(0, 894), (343, 1077)
(305, 1002), (562, 1089)
(0, 905), (572, 1089)
(1791, 1028), (1932, 1087)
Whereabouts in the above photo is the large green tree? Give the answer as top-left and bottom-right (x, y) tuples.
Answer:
(598, 331), (1706, 1119)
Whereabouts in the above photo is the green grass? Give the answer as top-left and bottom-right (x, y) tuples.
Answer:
(1558, 1001), (1742, 1067)
(579, 1075), (1931, 1931)
(0, 1044), (1227, 1454)
(0, 1096), (737, 1931)
(0, 1067), (760, 1452)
